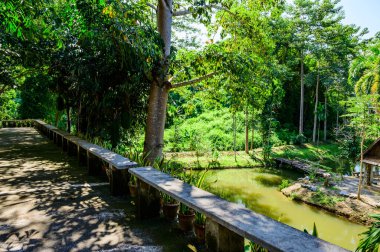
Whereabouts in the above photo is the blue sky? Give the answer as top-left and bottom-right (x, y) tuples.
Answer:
(340, 0), (380, 38)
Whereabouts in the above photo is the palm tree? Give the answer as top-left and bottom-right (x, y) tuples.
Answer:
(350, 42), (380, 95)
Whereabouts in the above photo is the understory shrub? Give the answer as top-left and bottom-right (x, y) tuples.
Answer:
(164, 109), (290, 152)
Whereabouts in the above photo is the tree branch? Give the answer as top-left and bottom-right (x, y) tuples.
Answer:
(170, 72), (217, 89)
(0, 85), (7, 96)
(146, 3), (157, 12)
(173, 4), (232, 17)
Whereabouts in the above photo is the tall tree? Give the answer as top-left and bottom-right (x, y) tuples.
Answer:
(342, 94), (380, 200)
(288, 0), (315, 136)
(143, 0), (281, 162)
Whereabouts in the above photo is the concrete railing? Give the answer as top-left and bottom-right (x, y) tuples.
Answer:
(129, 167), (349, 252)
(1, 119), (35, 128)
(33, 119), (137, 195)
(5, 119), (349, 251)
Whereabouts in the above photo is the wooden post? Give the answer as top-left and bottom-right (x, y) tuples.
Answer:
(205, 217), (244, 252)
(366, 164), (372, 186)
(136, 179), (161, 219)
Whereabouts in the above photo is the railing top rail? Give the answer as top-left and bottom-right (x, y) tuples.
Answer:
(35, 120), (137, 169)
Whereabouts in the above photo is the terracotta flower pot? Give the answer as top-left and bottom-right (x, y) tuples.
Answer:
(194, 223), (205, 243)
(178, 211), (195, 232)
(162, 202), (179, 221)
(129, 183), (138, 197)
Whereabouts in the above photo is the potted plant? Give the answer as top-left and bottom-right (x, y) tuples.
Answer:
(155, 159), (182, 221)
(125, 149), (151, 197)
(129, 175), (138, 197)
(162, 193), (179, 221)
(194, 212), (206, 243)
(178, 203), (195, 232)
(192, 169), (209, 241)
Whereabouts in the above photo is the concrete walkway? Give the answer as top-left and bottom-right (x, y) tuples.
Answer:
(0, 128), (186, 252)
(335, 176), (380, 205)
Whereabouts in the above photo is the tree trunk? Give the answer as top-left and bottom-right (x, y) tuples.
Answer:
(312, 67), (319, 143)
(335, 109), (339, 139)
(317, 118), (320, 145)
(66, 106), (71, 133)
(324, 93), (327, 142)
(251, 113), (254, 152)
(336, 110), (339, 128)
(299, 52), (304, 135)
(358, 133), (365, 200)
(233, 112), (237, 161)
(77, 101), (81, 134)
(143, 0), (173, 163)
(144, 81), (171, 163)
(77, 100), (88, 135)
(366, 164), (372, 186)
(55, 111), (60, 127)
(245, 108), (249, 154)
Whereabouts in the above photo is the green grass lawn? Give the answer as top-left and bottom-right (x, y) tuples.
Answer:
(164, 151), (260, 169)
(271, 143), (340, 169)
(164, 143), (341, 170)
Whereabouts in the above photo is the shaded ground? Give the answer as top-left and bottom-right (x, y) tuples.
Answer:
(0, 128), (190, 252)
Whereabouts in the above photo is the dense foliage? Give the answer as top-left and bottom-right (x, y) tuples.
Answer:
(1, 0), (162, 146)
(0, 0), (378, 162)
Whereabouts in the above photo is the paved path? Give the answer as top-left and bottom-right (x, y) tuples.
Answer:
(0, 128), (187, 252)
(335, 176), (380, 204)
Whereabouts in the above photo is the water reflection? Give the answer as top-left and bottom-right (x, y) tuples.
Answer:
(203, 168), (366, 251)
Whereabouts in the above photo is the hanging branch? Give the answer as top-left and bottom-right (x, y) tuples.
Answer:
(173, 5), (233, 16)
(170, 72), (217, 89)
(146, 3), (157, 12)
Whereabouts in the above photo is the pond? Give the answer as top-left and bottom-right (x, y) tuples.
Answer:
(202, 168), (367, 251)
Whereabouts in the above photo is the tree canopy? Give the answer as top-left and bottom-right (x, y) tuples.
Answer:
(0, 0), (374, 161)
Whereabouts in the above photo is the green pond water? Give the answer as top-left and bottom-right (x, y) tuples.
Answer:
(202, 168), (367, 251)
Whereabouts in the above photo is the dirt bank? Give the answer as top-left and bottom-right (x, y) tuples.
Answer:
(282, 182), (380, 226)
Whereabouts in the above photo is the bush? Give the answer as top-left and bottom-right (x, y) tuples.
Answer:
(164, 108), (302, 153)
(164, 109), (246, 152)
(294, 134), (307, 145)
(19, 75), (55, 119)
(276, 128), (298, 145)
(278, 179), (291, 190)
(0, 90), (19, 120)
(310, 190), (344, 207)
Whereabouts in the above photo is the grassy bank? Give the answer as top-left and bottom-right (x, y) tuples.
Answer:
(164, 143), (341, 170)
(271, 143), (340, 169)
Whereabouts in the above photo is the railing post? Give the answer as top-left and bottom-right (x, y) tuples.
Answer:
(62, 138), (68, 152)
(87, 151), (100, 175)
(57, 135), (62, 147)
(107, 165), (129, 196)
(78, 146), (87, 165)
(205, 217), (244, 252)
(67, 141), (75, 156)
(136, 179), (161, 219)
